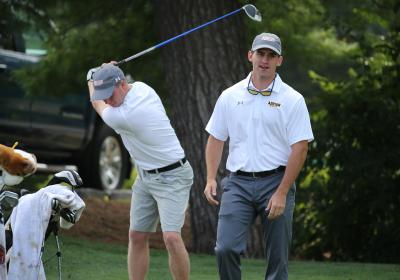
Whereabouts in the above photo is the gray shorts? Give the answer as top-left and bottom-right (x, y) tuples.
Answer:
(130, 161), (193, 233)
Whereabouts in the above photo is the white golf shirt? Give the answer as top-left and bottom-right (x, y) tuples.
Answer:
(206, 73), (314, 172)
(102, 82), (185, 170)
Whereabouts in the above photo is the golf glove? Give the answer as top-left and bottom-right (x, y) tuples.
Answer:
(87, 67), (99, 81)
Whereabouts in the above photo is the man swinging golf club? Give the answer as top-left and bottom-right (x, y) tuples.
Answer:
(87, 63), (193, 280)
(84, 5), (262, 279)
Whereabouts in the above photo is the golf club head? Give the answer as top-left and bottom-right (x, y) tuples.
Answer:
(47, 170), (83, 189)
(0, 191), (19, 210)
(243, 4), (262, 22)
(60, 208), (77, 224)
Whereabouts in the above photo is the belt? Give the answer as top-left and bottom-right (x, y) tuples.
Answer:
(146, 157), (187, 174)
(233, 166), (286, 178)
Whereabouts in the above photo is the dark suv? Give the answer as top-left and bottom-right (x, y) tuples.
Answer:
(0, 31), (131, 190)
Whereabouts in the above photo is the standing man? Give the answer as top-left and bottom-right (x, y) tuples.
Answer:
(87, 63), (193, 280)
(204, 33), (314, 279)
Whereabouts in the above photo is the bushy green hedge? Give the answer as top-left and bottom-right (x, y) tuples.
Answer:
(292, 1), (400, 262)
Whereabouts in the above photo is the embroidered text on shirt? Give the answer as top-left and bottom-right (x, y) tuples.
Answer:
(268, 101), (281, 108)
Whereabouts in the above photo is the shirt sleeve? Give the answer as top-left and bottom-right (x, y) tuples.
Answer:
(205, 94), (229, 141)
(286, 97), (314, 145)
(102, 107), (126, 133)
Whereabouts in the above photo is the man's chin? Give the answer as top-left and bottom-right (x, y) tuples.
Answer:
(255, 68), (271, 75)
(258, 71), (272, 79)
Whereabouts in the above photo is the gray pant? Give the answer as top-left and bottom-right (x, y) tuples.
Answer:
(215, 172), (295, 280)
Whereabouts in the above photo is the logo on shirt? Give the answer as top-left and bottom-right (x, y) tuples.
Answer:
(268, 101), (281, 108)
(237, 101), (244, 105)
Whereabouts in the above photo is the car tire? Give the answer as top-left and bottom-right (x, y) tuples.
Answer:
(79, 124), (130, 191)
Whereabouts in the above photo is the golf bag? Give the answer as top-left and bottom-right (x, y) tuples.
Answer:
(0, 169), (85, 280)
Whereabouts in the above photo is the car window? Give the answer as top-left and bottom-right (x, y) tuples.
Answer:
(0, 28), (47, 55)
(0, 27), (46, 98)
(0, 49), (40, 98)
(23, 30), (47, 56)
(0, 31), (17, 51)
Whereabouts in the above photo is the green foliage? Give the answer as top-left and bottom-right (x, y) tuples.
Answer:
(122, 166), (137, 189)
(293, 0), (400, 262)
(5, 0), (165, 98)
(245, 0), (358, 97)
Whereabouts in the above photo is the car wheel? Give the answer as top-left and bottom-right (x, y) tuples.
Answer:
(80, 124), (129, 191)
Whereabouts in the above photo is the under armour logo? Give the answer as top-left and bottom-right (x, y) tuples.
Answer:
(237, 101), (244, 105)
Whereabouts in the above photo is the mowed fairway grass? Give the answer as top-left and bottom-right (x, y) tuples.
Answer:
(43, 235), (400, 280)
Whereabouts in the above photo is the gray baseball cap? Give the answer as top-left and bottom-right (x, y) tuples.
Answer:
(91, 64), (125, 101)
(251, 32), (282, 55)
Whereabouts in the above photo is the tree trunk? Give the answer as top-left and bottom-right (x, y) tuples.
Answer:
(154, 0), (263, 255)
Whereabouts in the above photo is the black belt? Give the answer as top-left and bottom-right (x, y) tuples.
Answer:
(146, 158), (187, 174)
(233, 166), (285, 178)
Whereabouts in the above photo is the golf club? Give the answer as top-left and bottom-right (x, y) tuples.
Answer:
(116, 4), (262, 65)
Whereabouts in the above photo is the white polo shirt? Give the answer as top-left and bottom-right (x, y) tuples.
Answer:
(102, 82), (185, 170)
(206, 73), (314, 172)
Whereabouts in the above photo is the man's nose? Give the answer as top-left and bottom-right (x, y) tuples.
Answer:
(261, 55), (270, 62)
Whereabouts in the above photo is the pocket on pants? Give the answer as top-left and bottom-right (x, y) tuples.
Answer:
(220, 176), (231, 192)
(219, 179), (236, 217)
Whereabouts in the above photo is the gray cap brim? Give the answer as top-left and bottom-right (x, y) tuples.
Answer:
(91, 76), (116, 101)
(90, 87), (114, 101)
(252, 45), (281, 55)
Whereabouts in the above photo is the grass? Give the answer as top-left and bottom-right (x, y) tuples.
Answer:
(42, 235), (400, 280)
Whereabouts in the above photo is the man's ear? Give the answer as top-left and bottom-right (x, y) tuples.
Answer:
(248, 50), (253, 62)
(121, 79), (129, 90)
(277, 55), (284, 67)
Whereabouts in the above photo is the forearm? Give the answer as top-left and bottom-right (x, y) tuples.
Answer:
(87, 81), (108, 116)
(277, 140), (309, 195)
(205, 135), (224, 182)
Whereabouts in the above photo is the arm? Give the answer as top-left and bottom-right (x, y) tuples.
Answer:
(87, 80), (109, 116)
(266, 140), (308, 219)
(204, 135), (225, 205)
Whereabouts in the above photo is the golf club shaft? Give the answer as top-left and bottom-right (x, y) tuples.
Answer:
(116, 7), (243, 65)
(55, 234), (62, 280)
